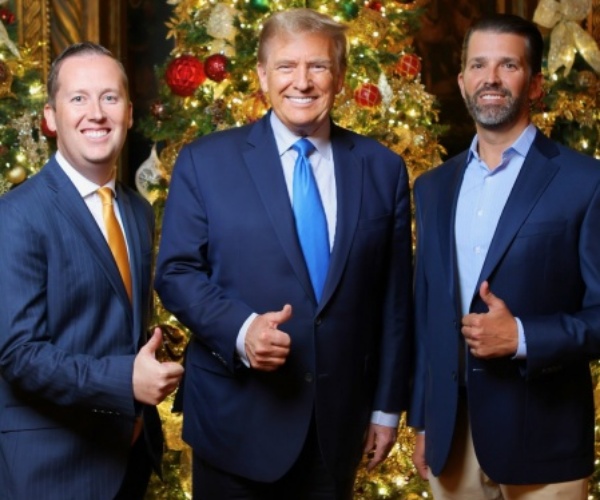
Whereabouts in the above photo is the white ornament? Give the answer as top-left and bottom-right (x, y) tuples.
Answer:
(135, 144), (163, 201)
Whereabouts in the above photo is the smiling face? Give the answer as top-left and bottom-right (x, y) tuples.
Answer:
(44, 53), (132, 184)
(257, 31), (345, 137)
(458, 31), (542, 134)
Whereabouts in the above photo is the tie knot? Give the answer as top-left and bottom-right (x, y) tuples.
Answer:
(97, 187), (114, 206)
(292, 138), (315, 158)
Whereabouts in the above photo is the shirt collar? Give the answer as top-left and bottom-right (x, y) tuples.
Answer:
(269, 111), (332, 161)
(466, 123), (537, 165)
(55, 150), (117, 198)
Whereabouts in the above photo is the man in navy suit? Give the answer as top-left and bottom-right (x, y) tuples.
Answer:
(155, 8), (413, 499)
(0, 43), (183, 499)
(409, 14), (600, 499)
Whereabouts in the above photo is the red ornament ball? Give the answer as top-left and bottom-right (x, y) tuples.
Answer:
(41, 116), (57, 138)
(165, 55), (205, 97)
(204, 54), (229, 82)
(354, 83), (382, 107)
(368, 1), (383, 11)
(396, 53), (421, 79)
(0, 8), (16, 25)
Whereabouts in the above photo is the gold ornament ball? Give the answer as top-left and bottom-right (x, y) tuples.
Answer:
(7, 166), (27, 185)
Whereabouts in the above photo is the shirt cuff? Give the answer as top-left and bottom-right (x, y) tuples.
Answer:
(236, 313), (257, 368)
(371, 410), (400, 428)
(513, 317), (527, 359)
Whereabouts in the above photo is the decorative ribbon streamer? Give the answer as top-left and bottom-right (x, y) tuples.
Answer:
(0, 18), (20, 58)
(534, 0), (600, 75)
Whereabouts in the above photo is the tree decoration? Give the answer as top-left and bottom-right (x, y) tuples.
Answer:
(249, 0), (270, 13)
(150, 100), (167, 120)
(6, 165), (26, 185)
(0, 59), (12, 97)
(165, 54), (206, 97)
(0, 8), (52, 195)
(533, 0), (600, 75)
(396, 53), (421, 79)
(354, 82), (382, 107)
(0, 7), (15, 25)
(204, 53), (228, 82)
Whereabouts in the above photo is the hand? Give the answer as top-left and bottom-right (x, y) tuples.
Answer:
(461, 281), (518, 359)
(363, 423), (397, 471)
(133, 327), (184, 405)
(412, 432), (429, 480)
(245, 304), (292, 371)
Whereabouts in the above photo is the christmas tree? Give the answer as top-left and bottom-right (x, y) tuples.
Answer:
(0, 1), (52, 195)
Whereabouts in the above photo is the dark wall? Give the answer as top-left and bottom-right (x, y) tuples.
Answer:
(125, 0), (173, 187)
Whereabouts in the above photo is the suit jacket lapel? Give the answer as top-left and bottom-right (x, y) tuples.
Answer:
(475, 131), (560, 298)
(439, 151), (468, 307)
(115, 185), (142, 332)
(243, 115), (316, 301)
(44, 159), (133, 318)
(318, 126), (362, 310)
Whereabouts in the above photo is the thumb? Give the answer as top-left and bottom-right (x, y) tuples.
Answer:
(268, 304), (293, 328)
(141, 327), (163, 357)
(479, 281), (500, 309)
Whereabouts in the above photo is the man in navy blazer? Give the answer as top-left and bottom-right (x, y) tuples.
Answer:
(409, 14), (600, 499)
(155, 9), (413, 499)
(0, 43), (183, 499)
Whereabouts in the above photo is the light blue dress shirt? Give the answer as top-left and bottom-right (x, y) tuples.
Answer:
(455, 124), (538, 358)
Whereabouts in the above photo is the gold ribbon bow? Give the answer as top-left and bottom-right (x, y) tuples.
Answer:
(534, 0), (600, 75)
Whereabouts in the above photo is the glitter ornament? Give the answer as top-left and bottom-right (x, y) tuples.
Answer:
(396, 53), (421, 79)
(165, 55), (206, 97)
(204, 54), (228, 82)
(354, 83), (382, 107)
(7, 165), (27, 185)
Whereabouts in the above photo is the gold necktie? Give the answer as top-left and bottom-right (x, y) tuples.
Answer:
(97, 187), (132, 301)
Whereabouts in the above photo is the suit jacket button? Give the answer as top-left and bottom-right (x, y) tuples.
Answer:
(304, 372), (314, 383)
(315, 316), (323, 326)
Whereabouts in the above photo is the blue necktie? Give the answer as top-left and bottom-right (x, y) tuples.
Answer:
(292, 138), (330, 302)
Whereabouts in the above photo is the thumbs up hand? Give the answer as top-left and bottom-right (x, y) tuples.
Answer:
(245, 304), (293, 371)
(133, 327), (185, 405)
(461, 281), (518, 359)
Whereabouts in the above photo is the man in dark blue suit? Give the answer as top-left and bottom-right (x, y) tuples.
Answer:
(409, 14), (600, 499)
(155, 8), (413, 500)
(0, 43), (183, 499)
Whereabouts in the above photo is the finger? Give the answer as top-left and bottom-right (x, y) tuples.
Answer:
(479, 281), (498, 308)
(141, 328), (163, 356)
(268, 304), (293, 327)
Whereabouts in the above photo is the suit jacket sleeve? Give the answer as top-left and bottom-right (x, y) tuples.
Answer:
(523, 179), (600, 376)
(155, 144), (254, 370)
(372, 156), (414, 413)
(0, 197), (136, 416)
